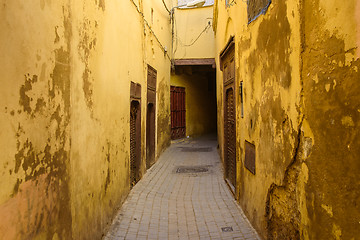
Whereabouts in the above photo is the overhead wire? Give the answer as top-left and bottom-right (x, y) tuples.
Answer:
(129, 0), (171, 60)
(174, 19), (212, 48)
(160, 1), (215, 59)
(162, 0), (171, 14)
(182, 22), (211, 47)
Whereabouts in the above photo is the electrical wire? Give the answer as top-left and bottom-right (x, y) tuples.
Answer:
(162, 0), (171, 14)
(170, 4), (214, 58)
(129, 0), (171, 60)
(182, 23), (211, 47)
(174, 21), (212, 48)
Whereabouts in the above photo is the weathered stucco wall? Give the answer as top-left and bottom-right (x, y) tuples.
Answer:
(173, 4), (216, 59)
(301, 0), (360, 239)
(214, 0), (360, 239)
(69, 1), (137, 238)
(143, 0), (172, 158)
(0, 1), (73, 239)
(214, 0), (302, 238)
(0, 0), (172, 239)
(171, 69), (217, 137)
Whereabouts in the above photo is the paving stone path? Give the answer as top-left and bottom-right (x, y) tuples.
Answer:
(104, 136), (260, 240)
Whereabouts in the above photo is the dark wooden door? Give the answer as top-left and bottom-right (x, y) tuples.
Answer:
(225, 88), (236, 188)
(130, 100), (141, 188)
(170, 86), (186, 140)
(147, 65), (156, 169)
(146, 103), (155, 169)
(222, 44), (236, 189)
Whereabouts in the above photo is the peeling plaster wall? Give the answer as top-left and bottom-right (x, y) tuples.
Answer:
(0, 1), (73, 239)
(68, 0), (135, 238)
(214, 0), (302, 238)
(213, 0), (360, 239)
(143, 0), (172, 158)
(0, 0), (172, 239)
(302, 0), (360, 239)
(69, 1), (172, 238)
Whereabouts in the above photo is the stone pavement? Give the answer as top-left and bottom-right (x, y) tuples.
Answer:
(104, 135), (260, 240)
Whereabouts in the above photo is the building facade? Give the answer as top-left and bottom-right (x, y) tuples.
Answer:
(214, 0), (360, 239)
(0, 0), (172, 239)
(170, 0), (217, 138)
(0, 0), (359, 239)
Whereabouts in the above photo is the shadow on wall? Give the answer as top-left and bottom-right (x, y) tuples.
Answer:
(171, 65), (217, 138)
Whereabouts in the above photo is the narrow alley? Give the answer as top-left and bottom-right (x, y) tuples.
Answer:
(1, 0), (359, 239)
(105, 135), (259, 240)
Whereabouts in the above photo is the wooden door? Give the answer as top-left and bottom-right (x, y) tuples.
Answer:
(146, 103), (155, 169)
(225, 88), (236, 188)
(147, 65), (156, 169)
(170, 86), (186, 140)
(130, 82), (141, 188)
(130, 100), (141, 188)
(222, 42), (236, 190)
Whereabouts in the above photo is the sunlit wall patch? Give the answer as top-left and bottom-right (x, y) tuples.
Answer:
(247, 0), (271, 24)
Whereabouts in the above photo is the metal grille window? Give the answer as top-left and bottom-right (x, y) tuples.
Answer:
(247, 0), (271, 24)
(178, 0), (214, 8)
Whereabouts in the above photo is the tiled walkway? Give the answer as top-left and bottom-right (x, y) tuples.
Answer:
(104, 136), (260, 240)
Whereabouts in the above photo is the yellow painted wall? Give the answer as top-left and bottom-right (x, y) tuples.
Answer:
(170, 2), (217, 138)
(172, 3), (215, 59)
(0, 1), (73, 238)
(0, 0), (172, 239)
(214, 0), (360, 239)
(171, 70), (217, 137)
(302, 0), (360, 239)
(143, 0), (172, 157)
(214, 0), (302, 237)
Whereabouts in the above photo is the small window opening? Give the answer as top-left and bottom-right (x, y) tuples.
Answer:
(247, 0), (271, 24)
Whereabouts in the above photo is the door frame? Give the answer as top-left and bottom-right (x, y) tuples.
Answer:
(146, 65), (157, 169)
(220, 37), (237, 195)
(130, 82), (142, 188)
(170, 86), (186, 140)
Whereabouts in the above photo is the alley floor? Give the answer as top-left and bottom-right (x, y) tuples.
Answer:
(104, 135), (260, 240)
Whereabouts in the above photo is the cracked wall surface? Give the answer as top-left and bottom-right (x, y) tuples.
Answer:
(214, 0), (302, 238)
(214, 0), (360, 239)
(0, 0), (172, 239)
(301, 0), (360, 239)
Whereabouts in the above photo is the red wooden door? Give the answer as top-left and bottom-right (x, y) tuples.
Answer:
(171, 86), (186, 140)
